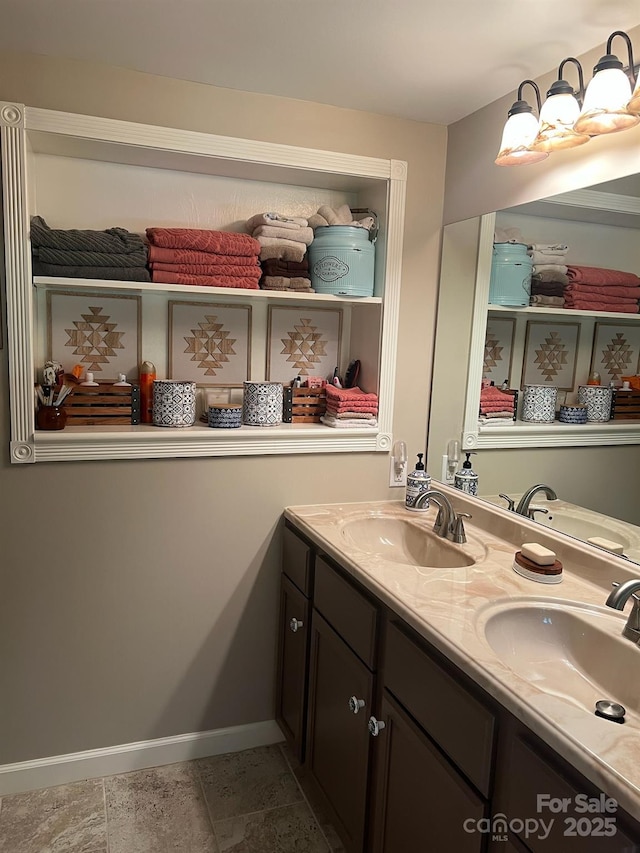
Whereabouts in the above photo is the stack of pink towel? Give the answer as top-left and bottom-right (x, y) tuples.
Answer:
(246, 212), (313, 264)
(479, 385), (515, 420)
(564, 266), (640, 313)
(320, 385), (378, 428)
(145, 228), (261, 289)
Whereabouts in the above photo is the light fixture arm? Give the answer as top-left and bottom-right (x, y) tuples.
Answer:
(557, 57), (585, 104)
(604, 30), (636, 86)
(515, 80), (542, 113)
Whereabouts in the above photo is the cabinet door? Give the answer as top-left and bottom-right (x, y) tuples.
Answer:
(275, 574), (310, 762)
(370, 690), (485, 853)
(307, 610), (374, 853)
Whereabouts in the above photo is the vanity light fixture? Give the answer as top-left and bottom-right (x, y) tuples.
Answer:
(532, 58), (590, 152)
(495, 80), (549, 166)
(498, 30), (640, 166)
(574, 31), (640, 136)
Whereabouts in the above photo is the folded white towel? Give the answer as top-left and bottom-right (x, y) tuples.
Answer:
(528, 250), (568, 265)
(246, 212), (308, 231)
(528, 243), (568, 253)
(320, 415), (378, 428)
(253, 224), (314, 245)
(532, 263), (568, 275)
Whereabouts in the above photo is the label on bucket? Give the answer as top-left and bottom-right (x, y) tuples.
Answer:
(313, 256), (349, 282)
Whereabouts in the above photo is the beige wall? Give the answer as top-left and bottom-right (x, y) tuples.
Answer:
(430, 27), (640, 526)
(0, 53), (446, 763)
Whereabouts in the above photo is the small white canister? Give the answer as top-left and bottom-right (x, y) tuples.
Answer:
(242, 381), (283, 426)
(521, 385), (558, 423)
(152, 380), (197, 427)
(577, 385), (613, 422)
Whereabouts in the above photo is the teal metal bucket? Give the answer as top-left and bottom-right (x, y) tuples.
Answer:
(308, 225), (375, 297)
(489, 242), (532, 306)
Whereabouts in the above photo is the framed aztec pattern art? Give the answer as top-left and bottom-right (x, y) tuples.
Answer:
(47, 290), (141, 380)
(483, 317), (515, 383)
(266, 306), (343, 383)
(590, 323), (640, 385)
(521, 321), (580, 391)
(168, 301), (252, 387)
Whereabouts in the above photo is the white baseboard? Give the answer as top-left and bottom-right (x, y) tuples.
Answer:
(0, 719), (284, 796)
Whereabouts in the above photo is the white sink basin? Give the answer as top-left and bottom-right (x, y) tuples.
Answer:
(340, 515), (476, 568)
(476, 599), (638, 715)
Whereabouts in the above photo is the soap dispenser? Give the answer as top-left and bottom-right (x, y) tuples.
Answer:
(405, 452), (431, 512)
(454, 452), (478, 496)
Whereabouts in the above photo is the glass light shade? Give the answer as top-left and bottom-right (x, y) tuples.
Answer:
(532, 93), (590, 151)
(574, 67), (640, 135)
(495, 111), (549, 166)
(628, 77), (640, 114)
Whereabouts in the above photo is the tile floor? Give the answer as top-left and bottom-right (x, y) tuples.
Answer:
(0, 743), (345, 853)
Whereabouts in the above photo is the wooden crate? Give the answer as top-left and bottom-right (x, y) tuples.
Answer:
(291, 387), (327, 423)
(612, 389), (640, 420)
(61, 382), (141, 425)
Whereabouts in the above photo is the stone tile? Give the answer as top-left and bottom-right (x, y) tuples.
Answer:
(196, 745), (302, 821)
(105, 762), (217, 853)
(279, 745), (346, 852)
(0, 778), (107, 853)
(214, 802), (329, 853)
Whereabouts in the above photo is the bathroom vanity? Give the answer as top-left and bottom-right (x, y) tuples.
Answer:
(277, 490), (640, 852)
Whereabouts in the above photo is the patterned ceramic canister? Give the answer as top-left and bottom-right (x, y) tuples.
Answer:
(558, 404), (588, 424)
(208, 404), (242, 429)
(577, 385), (613, 423)
(521, 385), (558, 423)
(242, 381), (284, 427)
(152, 380), (197, 427)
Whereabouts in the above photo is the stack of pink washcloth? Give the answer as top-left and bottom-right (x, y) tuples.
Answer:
(320, 385), (378, 428)
(479, 385), (515, 420)
(564, 266), (640, 313)
(145, 228), (261, 289)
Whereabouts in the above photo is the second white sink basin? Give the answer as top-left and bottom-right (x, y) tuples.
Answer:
(340, 515), (476, 568)
(477, 599), (638, 716)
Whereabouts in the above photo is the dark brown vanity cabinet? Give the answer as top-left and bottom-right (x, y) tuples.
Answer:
(277, 521), (640, 853)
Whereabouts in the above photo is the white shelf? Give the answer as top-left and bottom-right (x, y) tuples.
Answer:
(2, 102), (407, 463)
(33, 276), (382, 305)
(488, 304), (640, 321)
(476, 418), (640, 448)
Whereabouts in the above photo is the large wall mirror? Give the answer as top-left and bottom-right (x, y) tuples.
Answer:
(427, 173), (640, 563)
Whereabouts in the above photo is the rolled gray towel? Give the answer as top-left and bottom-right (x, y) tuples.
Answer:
(34, 245), (148, 268)
(30, 215), (145, 254)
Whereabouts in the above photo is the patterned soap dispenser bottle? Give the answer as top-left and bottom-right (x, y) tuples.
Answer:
(454, 452), (479, 496)
(405, 453), (431, 512)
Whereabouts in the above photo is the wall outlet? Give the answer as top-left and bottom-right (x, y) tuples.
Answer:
(389, 456), (407, 488)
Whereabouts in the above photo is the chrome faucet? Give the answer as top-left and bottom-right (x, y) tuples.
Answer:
(606, 580), (640, 643)
(415, 489), (471, 543)
(515, 484), (558, 518)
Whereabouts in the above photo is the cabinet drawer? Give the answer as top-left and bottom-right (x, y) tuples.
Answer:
(283, 524), (313, 596)
(498, 734), (639, 853)
(383, 620), (495, 797)
(314, 555), (378, 669)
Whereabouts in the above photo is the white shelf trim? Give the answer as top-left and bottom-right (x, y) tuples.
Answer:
(33, 277), (382, 305)
(489, 304), (640, 321)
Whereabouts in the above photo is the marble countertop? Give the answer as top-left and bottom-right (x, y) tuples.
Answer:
(285, 487), (640, 823)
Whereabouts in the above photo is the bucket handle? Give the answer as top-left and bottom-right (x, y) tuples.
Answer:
(351, 208), (378, 243)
